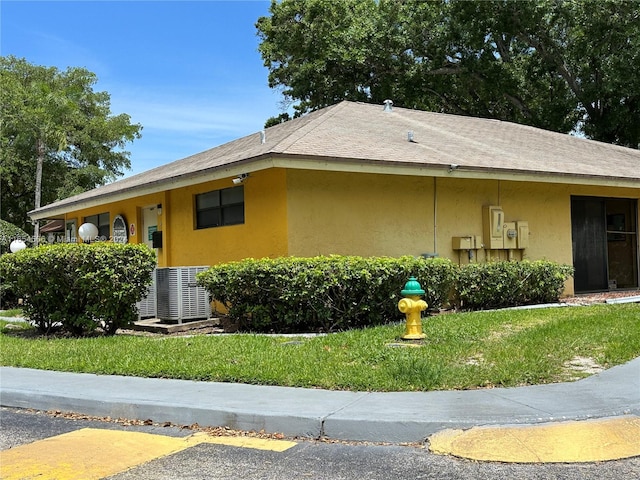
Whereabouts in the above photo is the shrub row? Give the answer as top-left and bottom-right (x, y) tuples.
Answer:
(197, 256), (457, 333)
(197, 256), (573, 333)
(456, 260), (575, 310)
(0, 243), (156, 335)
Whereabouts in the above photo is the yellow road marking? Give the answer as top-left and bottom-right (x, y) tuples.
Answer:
(429, 416), (640, 463)
(187, 432), (297, 452)
(0, 428), (296, 480)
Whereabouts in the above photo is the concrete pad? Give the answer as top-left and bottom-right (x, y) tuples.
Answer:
(132, 318), (219, 333)
(429, 416), (640, 463)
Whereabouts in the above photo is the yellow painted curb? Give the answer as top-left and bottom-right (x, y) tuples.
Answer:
(429, 416), (640, 463)
(0, 428), (296, 480)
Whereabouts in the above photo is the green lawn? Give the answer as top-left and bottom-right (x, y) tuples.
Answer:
(1, 303), (638, 392)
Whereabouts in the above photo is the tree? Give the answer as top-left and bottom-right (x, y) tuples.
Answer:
(257, 0), (639, 148)
(0, 56), (142, 235)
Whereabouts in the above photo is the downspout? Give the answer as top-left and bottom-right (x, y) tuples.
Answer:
(433, 177), (437, 254)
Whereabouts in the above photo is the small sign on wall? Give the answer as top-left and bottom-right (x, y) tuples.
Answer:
(112, 215), (128, 244)
(148, 225), (157, 241)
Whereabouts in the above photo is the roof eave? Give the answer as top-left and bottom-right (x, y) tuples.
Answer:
(29, 154), (640, 221)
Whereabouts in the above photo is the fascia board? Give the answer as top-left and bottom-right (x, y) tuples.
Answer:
(30, 155), (639, 221)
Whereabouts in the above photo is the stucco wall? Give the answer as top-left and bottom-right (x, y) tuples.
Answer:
(64, 192), (164, 245)
(285, 170), (578, 264)
(166, 168), (288, 267)
(285, 170), (436, 257)
(62, 169), (289, 268)
(59, 167), (639, 295)
(286, 169), (639, 295)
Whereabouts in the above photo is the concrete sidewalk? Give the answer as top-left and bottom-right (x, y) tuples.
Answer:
(1, 358), (639, 445)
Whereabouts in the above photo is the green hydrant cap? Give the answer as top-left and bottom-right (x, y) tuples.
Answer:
(401, 276), (425, 296)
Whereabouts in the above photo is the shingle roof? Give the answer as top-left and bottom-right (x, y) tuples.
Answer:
(31, 101), (640, 218)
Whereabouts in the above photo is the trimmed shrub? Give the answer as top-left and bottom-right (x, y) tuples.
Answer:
(456, 260), (574, 310)
(0, 220), (33, 308)
(0, 219), (32, 255)
(197, 256), (457, 333)
(198, 256), (573, 332)
(0, 243), (156, 335)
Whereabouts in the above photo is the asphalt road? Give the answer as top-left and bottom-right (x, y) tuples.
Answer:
(2, 407), (639, 480)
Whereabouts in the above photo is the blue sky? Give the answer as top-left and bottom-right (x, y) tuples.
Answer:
(1, 0), (283, 177)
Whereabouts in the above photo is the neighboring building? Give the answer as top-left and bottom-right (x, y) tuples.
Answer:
(29, 101), (640, 295)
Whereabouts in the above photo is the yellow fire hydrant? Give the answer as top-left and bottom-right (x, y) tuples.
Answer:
(398, 277), (428, 340)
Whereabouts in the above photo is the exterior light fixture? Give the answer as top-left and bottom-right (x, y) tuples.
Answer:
(78, 222), (99, 243)
(157, 204), (162, 216)
(232, 173), (249, 185)
(9, 239), (27, 253)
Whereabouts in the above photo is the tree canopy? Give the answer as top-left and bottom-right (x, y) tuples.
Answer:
(0, 56), (142, 232)
(257, 0), (639, 148)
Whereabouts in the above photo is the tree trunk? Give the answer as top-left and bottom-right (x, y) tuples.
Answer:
(33, 136), (44, 246)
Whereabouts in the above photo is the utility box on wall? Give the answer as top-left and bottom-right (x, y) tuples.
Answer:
(481, 206), (529, 251)
(152, 230), (163, 248)
(482, 205), (504, 249)
(452, 236), (473, 250)
(503, 222), (518, 249)
(516, 221), (529, 249)
(452, 236), (483, 250)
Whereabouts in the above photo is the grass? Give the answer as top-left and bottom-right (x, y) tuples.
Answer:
(0, 308), (24, 318)
(1, 303), (639, 392)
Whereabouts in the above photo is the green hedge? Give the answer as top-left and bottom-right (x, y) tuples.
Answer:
(456, 260), (574, 310)
(198, 256), (574, 333)
(0, 219), (32, 255)
(196, 256), (457, 333)
(0, 221), (32, 307)
(0, 243), (156, 335)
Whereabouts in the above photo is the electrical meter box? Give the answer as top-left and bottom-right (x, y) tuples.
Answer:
(516, 221), (529, 249)
(452, 236), (473, 250)
(452, 236), (483, 250)
(503, 222), (518, 249)
(482, 206), (504, 249)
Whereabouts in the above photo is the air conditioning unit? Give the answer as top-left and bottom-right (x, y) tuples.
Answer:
(156, 267), (211, 323)
(136, 269), (157, 319)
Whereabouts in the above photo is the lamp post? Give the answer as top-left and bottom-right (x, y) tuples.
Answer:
(78, 223), (99, 243)
(9, 240), (27, 253)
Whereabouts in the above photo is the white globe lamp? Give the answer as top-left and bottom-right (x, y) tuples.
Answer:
(78, 223), (99, 243)
(9, 239), (27, 253)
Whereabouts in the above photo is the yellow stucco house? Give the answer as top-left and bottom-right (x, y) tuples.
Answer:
(30, 101), (640, 295)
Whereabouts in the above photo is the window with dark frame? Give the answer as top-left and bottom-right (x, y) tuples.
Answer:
(195, 186), (244, 229)
(84, 213), (110, 240)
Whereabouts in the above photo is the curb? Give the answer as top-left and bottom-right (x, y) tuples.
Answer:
(2, 359), (639, 444)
